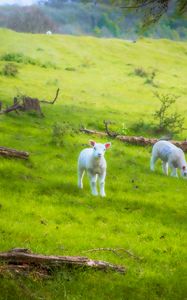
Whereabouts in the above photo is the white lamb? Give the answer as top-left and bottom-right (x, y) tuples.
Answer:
(78, 140), (111, 197)
(150, 140), (187, 178)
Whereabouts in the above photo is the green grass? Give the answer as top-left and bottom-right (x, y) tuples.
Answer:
(0, 28), (187, 300)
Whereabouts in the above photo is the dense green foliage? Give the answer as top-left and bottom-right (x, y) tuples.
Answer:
(0, 29), (187, 299)
(0, 2), (187, 39)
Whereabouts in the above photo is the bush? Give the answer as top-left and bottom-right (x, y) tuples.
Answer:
(1, 52), (56, 69)
(118, 123), (129, 135)
(65, 67), (76, 71)
(153, 92), (185, 135)
(130, 119), (154, 136)
(1, 52), (38, 65)
(103, 120), (129, 136)
(134, 67), (157, 86)
(51, 122), (76, 146)
(2, 63), (18, 77)
(134, 67), (148, 78)
(130, 93), (185, 137)
(144, 70), (157, 85)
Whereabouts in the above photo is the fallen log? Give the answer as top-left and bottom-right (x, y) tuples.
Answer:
(0, 146), (29, 159)
(0, 248), (125, 275)
(80, 127), (187, 152)
(80, 127), (107, 137)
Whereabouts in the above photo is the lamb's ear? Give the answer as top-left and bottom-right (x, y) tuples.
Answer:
(89, 140), (96, 147)
(105, 142), (111, 149)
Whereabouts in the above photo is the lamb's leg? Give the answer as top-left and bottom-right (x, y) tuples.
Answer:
(150, 154), (158, 171)
(170, 167), (178, 177)
(99, 172), (106, 197)
(169, 163), (178, 177)
(78, 167), (85, 189)
(162, 162), (168, 175)
(88, 172), (98, 196)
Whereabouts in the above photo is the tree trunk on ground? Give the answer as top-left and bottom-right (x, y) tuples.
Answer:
(0, 147), (29, 159)
(0, 88), (60, 116)
(80, 127), (187, 152)
(0, 248), (125, 275)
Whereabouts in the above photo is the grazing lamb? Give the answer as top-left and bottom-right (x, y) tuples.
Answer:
(150, 140), (187, 178)
(46, 31), (52, 35)
(78, 140), (111, 197)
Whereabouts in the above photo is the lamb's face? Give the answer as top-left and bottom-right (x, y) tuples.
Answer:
(89, 140), (111, 159)
(181, 165), (187, 179)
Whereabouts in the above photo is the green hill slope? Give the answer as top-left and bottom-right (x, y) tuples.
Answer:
(0, 28), (187, 134)
(0, 29), (186, 300)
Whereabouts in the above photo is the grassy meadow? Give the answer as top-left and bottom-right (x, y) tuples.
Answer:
(0, 28), (187, 299)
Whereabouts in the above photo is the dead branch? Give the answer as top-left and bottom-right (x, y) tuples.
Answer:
(80, 127), (107, 137)
(0, 146), (29, 159)
(103, 120), (119, 138)
(80, 127), (187, 152)
(0, 102), (23, 114)
(40, 88), (60, 104)
(0, 248), (125, 275)
(83, 248), (140, 260)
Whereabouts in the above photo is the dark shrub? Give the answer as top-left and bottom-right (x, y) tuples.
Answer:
(2, 63), (18, 77)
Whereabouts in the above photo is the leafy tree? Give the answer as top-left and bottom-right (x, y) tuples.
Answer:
(42, 0), (187, 27)
(5, 6), (56, 33)
(98, 13), (120, 36)
(102, 0), (187, 27)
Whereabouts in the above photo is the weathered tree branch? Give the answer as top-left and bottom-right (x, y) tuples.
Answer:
(40, 88), (60, 104)
(120, 0), (156, 9)
(0, 248), (125, 275)
(83, 248), (141, 260)
(0, 147), (29, 159)
(103, 120), (118, 138)
(80, 127), (187, 152)
(0, 102), (23, 114)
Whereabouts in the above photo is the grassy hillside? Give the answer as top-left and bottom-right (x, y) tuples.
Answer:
(0, 28), (187, 299)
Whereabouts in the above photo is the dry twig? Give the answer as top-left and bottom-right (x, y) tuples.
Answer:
(40, 88), (60, 104)
(83, 248), (140, 260)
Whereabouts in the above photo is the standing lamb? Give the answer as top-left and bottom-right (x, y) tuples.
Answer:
(78, 140), (111, 197)
(150, 140), (187, 178)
